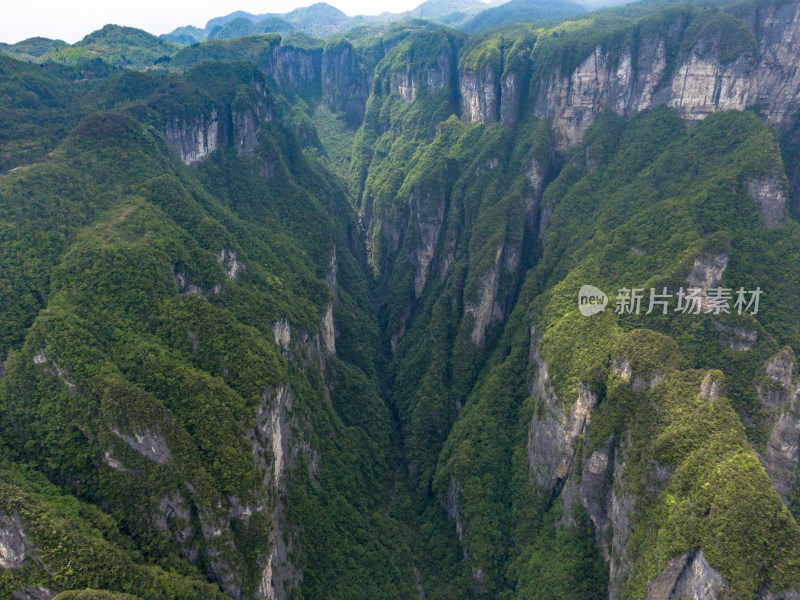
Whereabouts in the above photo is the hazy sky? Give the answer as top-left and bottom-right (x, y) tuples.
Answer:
(1, 0), (467, 44)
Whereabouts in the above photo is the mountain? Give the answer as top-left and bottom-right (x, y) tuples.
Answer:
(160, 25), (207, 45)
(0, 37), (68, 61)
(40, 25), (178, 68)
(165, 3), (353, 44)
(283, 2), (352, 36)
(385, 0), (495, 26)
(209, 17), (296, 41)
(461, 0), (587, 33)
(3, 0), (800, 599)
(162, 0), (497, 44)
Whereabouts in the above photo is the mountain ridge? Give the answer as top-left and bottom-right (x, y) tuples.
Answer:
(2, 0), (800, 598)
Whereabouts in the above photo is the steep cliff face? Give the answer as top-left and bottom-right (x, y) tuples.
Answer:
(449, 3), (800, 152)
(459, 61), (499, 125)
(161, 71), (276, 165)
(7, 3), (800, 599)
(0, 60), (415, 600)
(644, 551), (726, 600)
(231, 80), (276, 156)
(757, 349), (800, 508)
(390, 48), (455, 103)
(271, 44), (323, 98)
(251, 385), (301, 600)
(525, 2), (800, 151)
(413, 102), (800, 599)
(457, 32), (535, 126)
(322, 40), (369, 124)
(0, 513), (31, 570)
(532, 39), (670, 152)
(164, 110), (220, 165)
(526, 332), (598, 492)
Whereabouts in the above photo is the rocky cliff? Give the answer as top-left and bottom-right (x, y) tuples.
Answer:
(454, 2), (800, 153)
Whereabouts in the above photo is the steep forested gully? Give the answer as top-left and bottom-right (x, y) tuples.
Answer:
(3, 0), (800, 599)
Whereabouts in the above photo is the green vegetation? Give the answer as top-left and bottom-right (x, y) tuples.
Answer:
(0, 37), (68, 61)
(41, 25), (179, 69)
(3, 0), (800, 598)
(0, 60), (415, 599)
(461, 0), (586, 34)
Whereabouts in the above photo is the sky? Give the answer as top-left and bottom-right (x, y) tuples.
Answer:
(1, 0), (464, 44)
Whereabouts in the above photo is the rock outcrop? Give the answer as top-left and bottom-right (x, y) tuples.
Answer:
(251, 385), (302, 600)
(526, 330), (598, 491)
(163, 77), (274, 165)
(645, 550), (726, 600)
(464, 243), (518, 347)
(757, 349), (800, 506)
(0, 512), (32, 570)
(522, 2), (800, 151)
(390, 49), (454, 103)
(111, 426), (171, 465)
(322, 40), (369, 124)
(459, 62), (499, 125)
(749, 176), (788, 229)
(164, 110), (220, 165)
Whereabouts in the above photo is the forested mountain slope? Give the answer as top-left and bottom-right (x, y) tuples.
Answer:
(2, 1), (800, 599)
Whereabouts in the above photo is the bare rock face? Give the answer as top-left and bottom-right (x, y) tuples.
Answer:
(459, 63), (499, 125)
(321, 304), (336, 358)
(102, 449), (128, 472)
(645, 550), (726, 600)
(464, 245), (508, 347)
(250, 385), (302, 600)
(173, 270), (221, 298)
(406, 188), (447, 299)
(253, 386), (293, 488)
(746, 1), (800, 125)
(322, 40), (369, 124)
(232, 80), (276, 157)
(559, 437), (615, 536)
(164, 110), (220, 166)
(11, 587), (54, 600)
(532, 36), (669, 152)
(273, 45), (322, 96)
(231, 107), (260, 156)
(687, 252), (728, 294)
(761, 591), (800, 600)
(756, 349), (800, 506)
(714, 321), (758, 351)
(500, 62), (527, 126)
(534, 45), (620, 152)
(526, 2), (800, 151)
(666, 54), (752, 120)
(164, 77), (274, 165)
(526, 330), (598, 490)
(0, 512), (32, 570)
(645, 553), (692, 600)
(273, 319), (292, 351)
(391, 49), (454, 103)
(699, 372), (722, 402)
(444, 479), (466, 543)
(608, 454), (636, 599)
(32, 350), (76, 392)
(748, 176), (788, 229)
(156, 492), (195, 554)
(219, 248), (245, 280)
(111, 426), (171, 465)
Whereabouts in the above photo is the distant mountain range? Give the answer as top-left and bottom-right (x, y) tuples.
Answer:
(0, 0), (631, 69)
(160, 0), (593, 43)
